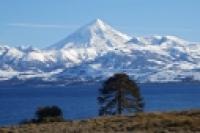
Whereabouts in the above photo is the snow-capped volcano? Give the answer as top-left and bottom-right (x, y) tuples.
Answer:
(48, 19), (131, 50)
(0, 19), (200, 83)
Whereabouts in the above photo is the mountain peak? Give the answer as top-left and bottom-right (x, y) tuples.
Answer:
(86, 18), (111, 32)
(48, 19), (131, 50)
(92, 18), (104, 25)
(90, 18), (107, 28)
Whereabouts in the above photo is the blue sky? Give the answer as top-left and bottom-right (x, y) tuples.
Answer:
(0, 0), (200, 48)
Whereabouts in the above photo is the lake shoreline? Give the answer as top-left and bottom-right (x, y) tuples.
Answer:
(0, 79), (200, 88)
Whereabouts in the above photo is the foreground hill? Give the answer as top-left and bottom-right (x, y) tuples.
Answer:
(0, 19), (200, 83)
(1, 110), (200, 133)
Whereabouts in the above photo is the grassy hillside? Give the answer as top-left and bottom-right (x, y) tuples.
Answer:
(0, 110), (200, 133)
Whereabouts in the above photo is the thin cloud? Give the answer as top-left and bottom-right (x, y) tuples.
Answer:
(7, 23), (79, 29)
(7, 23), (194, 32)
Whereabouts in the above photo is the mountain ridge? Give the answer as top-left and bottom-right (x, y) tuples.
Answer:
(0, 19), (200, 83)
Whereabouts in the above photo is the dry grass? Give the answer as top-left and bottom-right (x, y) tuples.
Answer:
(0, 110), (200, 133)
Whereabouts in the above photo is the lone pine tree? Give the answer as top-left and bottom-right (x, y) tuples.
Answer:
(98, 73), (144, 116)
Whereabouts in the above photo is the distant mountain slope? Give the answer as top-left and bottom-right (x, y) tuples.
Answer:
(48, 19), (131, 50)
(0, 19), (200, 83)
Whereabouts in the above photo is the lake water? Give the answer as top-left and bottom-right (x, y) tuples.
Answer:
(0, 82), (200, 125)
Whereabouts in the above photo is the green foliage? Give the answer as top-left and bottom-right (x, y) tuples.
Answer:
(98, 73), (144, 116)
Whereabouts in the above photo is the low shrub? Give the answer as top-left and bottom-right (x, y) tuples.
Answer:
(36, 106), (63, 123)
(20, 105), (64, 124)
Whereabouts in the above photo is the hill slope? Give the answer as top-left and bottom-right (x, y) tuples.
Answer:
(1, 110), (200, 133)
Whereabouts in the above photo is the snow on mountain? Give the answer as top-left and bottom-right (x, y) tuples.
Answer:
(0, 19), (200, 83)
(48, 19), (131, 50)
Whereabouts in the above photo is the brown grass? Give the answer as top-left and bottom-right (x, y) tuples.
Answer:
(0, 110), (200, 133)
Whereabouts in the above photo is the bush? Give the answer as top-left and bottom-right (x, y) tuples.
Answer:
(21, 105), (64, 124)
(35, 106), (64, 123)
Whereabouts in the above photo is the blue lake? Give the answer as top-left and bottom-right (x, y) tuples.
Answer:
(0, 82), (200, 125)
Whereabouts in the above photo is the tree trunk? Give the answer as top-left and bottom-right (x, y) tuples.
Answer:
(117, 88), (122, 114)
